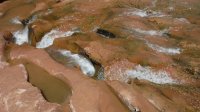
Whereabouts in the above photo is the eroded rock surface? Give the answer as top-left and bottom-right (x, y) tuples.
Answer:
(9, 45), (129, 112)
(1, 0), (200, 111)
(0, 65), (62, 112)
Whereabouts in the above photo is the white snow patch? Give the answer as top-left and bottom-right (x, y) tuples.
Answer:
(58, 50), (95, 77)
(124, 9), (167, 17)
(36, 29), (79, 48)
(10, 17), (22, 24)
(106, 67), (130, 82)
(147, 42), (181, 55)
(127, 65), (178, 84)
(126, 9), (148, 17)
(134, 28), (168, 36)
(13, 26), (29, 45)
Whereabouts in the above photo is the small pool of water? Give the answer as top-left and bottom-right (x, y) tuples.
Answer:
(25, 62), (72, 104)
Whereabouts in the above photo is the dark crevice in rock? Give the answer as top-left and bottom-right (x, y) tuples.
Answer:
(78, 47), (100, 65)
(22, 14), (37, 26)
(79, 49), (105, 80)
(0, 0), (7, 3)
(21, 18), (30, 26)
(24, 62), (72, 104)
(96, 28), (116, 38)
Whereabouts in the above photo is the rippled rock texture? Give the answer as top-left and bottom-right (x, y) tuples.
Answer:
(0, 0), (200, 112)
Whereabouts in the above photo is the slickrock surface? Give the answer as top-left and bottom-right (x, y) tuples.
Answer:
(0, 0), (200, 112)
(9, 45), (129, 112)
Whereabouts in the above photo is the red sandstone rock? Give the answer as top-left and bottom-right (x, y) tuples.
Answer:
(10, 45), (129, 112)
(0, 65), (62, 112)
(104, 59), (135, 82)
(107, 80), (159, 112)
(108, 80), (196, 112)
(1, 0), (200, 111)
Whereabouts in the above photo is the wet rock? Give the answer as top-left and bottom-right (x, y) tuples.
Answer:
(96, 28), (116, 38)
(48, 49), (96, 77)
(29, 20), (53, 46)
(36, 28), (79, 48)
